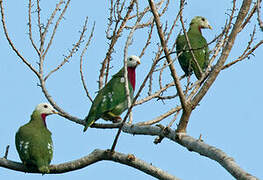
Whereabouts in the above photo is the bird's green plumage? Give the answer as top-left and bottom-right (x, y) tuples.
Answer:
(15, 110), (53, 174)
(176, 16), (211, 79)
(84, 68), (134, 131)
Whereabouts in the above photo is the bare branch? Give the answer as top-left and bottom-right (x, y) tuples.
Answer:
(240, 1), (257, 30)
(2, 0), (262, 179)
(111, 2), (143, 151)
(222, 26), (262, 70)
(222, 40), (263, 70)
(257, 0), (263, 31)
(148, 0), (187, 109)
(0, 149), (179, 180)
(42, 0), (71, 60)
(127, 0), (165, 21)
(41, 0), (65, 49)
(191, 0), (253, 107)
(135, 82), (174, 105)
(39, 79), (84, 125)
(80, 22), (96, 102)
(167, 110), (180, 128)
(28, 0), (40, 56)
(36, 0), (42, 50)
(44, 16), (88, 81)
(139, 21), (154, 58)
(178, 6), (203, 79)
(99, 0), (136, 89)
(136, 106), (181, 126)
(3, 145), (9, 159)
(0, 0), (39, 77)
(121, 125), (259, 180)
(106, 0), (114, 39)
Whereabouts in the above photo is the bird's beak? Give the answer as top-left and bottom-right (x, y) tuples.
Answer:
(137, 60), (141, 65)
(52, 110), (58, 114)
(208, 25), (212, 30)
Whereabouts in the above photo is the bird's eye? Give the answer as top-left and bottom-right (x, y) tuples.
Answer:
(201, 18), (205, 21)
(128, 57), (132, 61)
(44, 105), (48, 108)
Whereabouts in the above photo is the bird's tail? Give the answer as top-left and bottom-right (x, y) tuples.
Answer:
(83, 116), (95, 132)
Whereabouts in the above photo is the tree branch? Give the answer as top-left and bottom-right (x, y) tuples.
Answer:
(99, 0), (136, 89)
(191, 0), (253, 107)
(0, 149), (179, 180)
(42, 0), (71, 60)
(110, 3), (142, 151)
(80, 22), (96, 102)
(41, 0), (65, 50)
(0, 0), (39, 77)
(136, 106), (181, 126)
(28, 0), (40, 56)
(178, 3), (203, 79)
(121, 124), (259, 180)
(257, 0), (263, 31)
(44, 16), (89, 81)
(39, 79), (84, 125)
(148, 0), (187, 110)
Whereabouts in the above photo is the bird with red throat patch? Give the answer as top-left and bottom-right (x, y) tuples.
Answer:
(15, 103), (58, 174)
(84, 55), (141, 131)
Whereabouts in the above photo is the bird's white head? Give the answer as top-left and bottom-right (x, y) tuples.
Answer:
(191, 16), (212, 30)
(35, 103), (57, 116)
(127, 55), (141, 68)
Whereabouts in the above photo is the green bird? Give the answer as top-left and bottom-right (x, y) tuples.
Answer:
(84, 55), (141, 131)
(176, 16), (212, 79)
(15, 103), (58, 174)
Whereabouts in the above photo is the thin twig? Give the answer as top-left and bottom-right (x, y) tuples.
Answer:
(80, 21), (96, 102)
(178, 4), (203, 79)
(0, 0), (40, 77)
(99, 0), (136, 89)
(40, 79), (84, 125)
(222, 40), (263, 70)
(3, 145), (9, 159)
(36, 0), (43, 52)
(44, 15), (88, 81)
(191, 0), (253, 108)
(111, 3), (142, 152)
(240, 1), (257, 30)
(139, 21), (154, 58)
(28, 0), (40, 56)
(42, 0), (71, 60)
(41, 0), (65, 48)
(136, 106), (181, 126)
(148, 0), (187, 109)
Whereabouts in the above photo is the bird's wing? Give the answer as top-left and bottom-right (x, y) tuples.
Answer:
(15, 127), (31, 163)
(190, 35), (209, 79)
(176, 34), (192, 75)
(84, 68), (133, 129)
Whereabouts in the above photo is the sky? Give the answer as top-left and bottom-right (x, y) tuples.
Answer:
(0, 0), (262, 180)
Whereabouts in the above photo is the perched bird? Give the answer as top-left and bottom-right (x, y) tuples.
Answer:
(176, 16), (212, 79)
(84, 55), (141, 131)
(15, 103), (57, 174)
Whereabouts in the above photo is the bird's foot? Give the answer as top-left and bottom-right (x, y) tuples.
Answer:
(38, 166), (50, 174)
(113, 116), (122, 123)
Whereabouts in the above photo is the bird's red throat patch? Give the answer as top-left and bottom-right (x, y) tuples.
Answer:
(198, 26), (203, 35)
(41, 114), (47, 127)
(127, 67), (136, 90)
